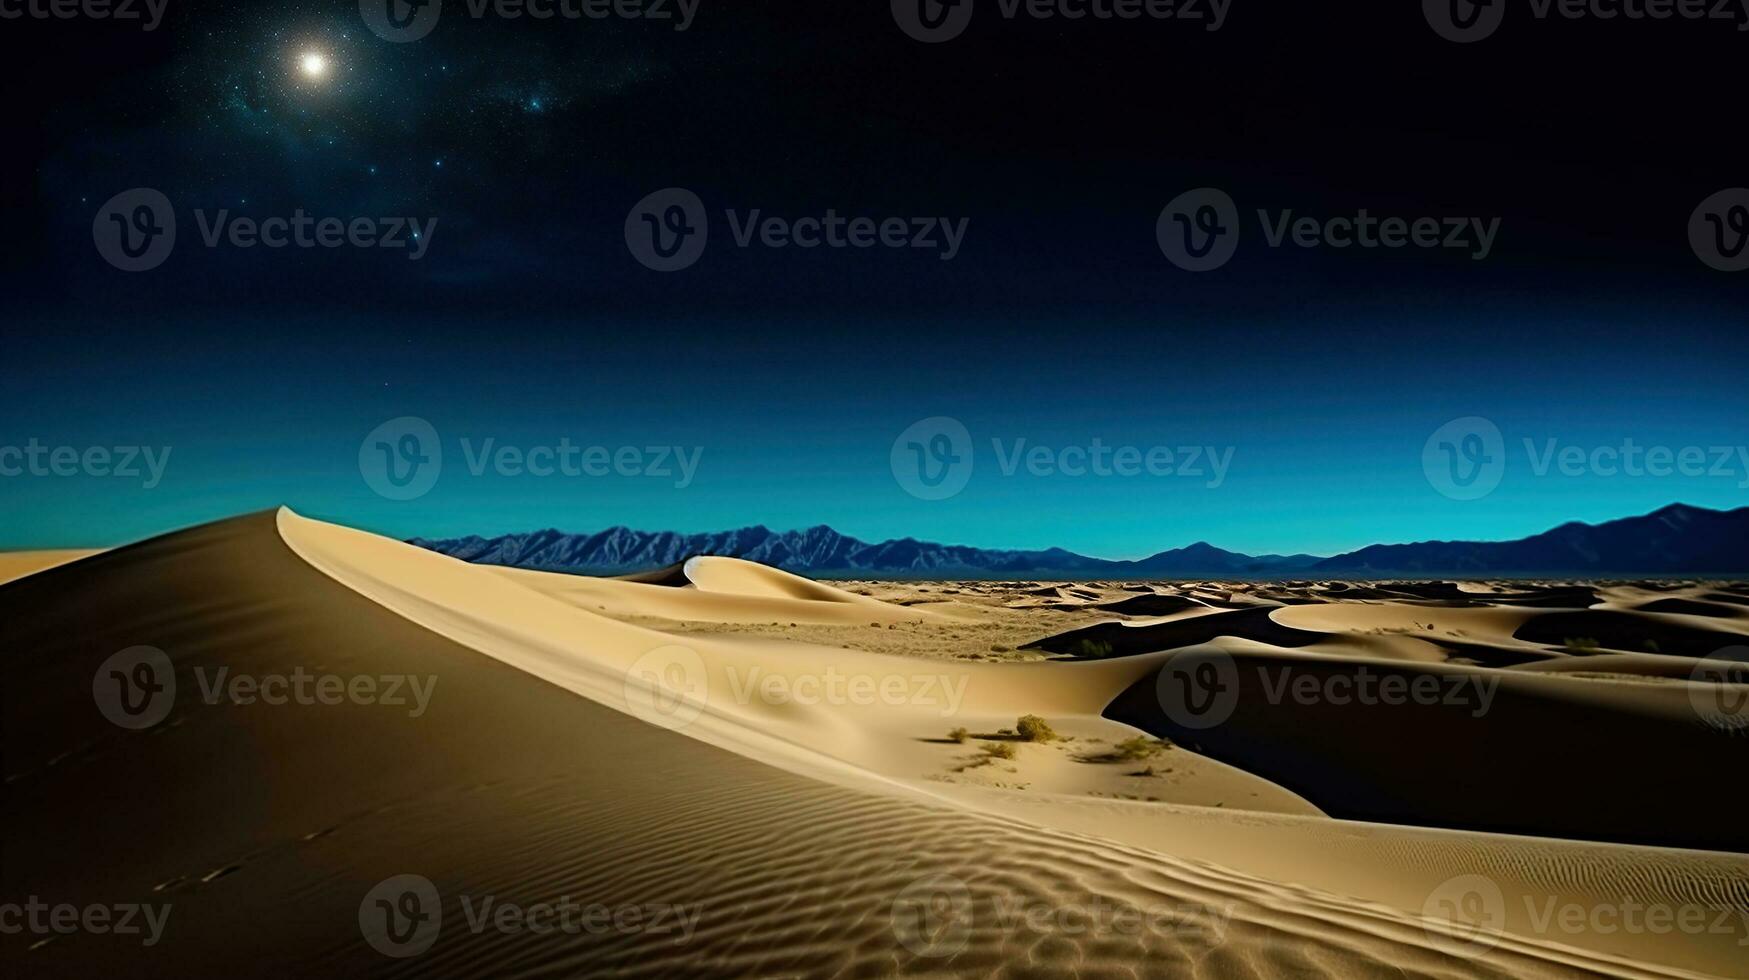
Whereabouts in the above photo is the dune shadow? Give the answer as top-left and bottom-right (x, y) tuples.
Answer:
(1103, 650), (1749, 852)
(1028, 607), (1329, 659)
(1513, 610), (1748, 657)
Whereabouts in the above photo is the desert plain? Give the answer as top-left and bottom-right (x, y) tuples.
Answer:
(3, 509), (1748, 977)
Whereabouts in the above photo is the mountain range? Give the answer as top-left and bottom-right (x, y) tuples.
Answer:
(409, 503), (1749, 578)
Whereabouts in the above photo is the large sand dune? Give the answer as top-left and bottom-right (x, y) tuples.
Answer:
(3, 510), (1746, 977)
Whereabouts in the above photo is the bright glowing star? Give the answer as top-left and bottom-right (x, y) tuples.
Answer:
(300, 52), (328, 78)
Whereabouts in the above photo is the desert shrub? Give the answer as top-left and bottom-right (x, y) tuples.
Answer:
(948, 727), (970, 743)
(1112, 736), (1166, 761)
(1070, 638), (1115, 659)
(990, 644), (1013, 653)
(981, 742), (1017, 760)
(1564, 636), (1601, 653)
(1015, 714), (1058, 742)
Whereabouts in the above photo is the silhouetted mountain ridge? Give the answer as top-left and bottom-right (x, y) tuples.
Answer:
(409, 503), (1749, 578)
(1311, 503), (1749, 574)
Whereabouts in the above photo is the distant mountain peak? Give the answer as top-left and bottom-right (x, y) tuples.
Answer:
(1313, 503), (1747, 576)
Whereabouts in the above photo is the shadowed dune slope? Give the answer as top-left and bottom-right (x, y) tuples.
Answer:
(1105, 647), (1749, 852)
(1513, 610), (1747, 657)
(1093, 593), (1210, 616)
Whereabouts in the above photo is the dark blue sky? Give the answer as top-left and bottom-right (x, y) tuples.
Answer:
(7, 303), (1746, 556)
(3, 1), (1745, 555)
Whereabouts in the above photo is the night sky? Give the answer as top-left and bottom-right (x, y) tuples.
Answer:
(2, 1), (1745, 555)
